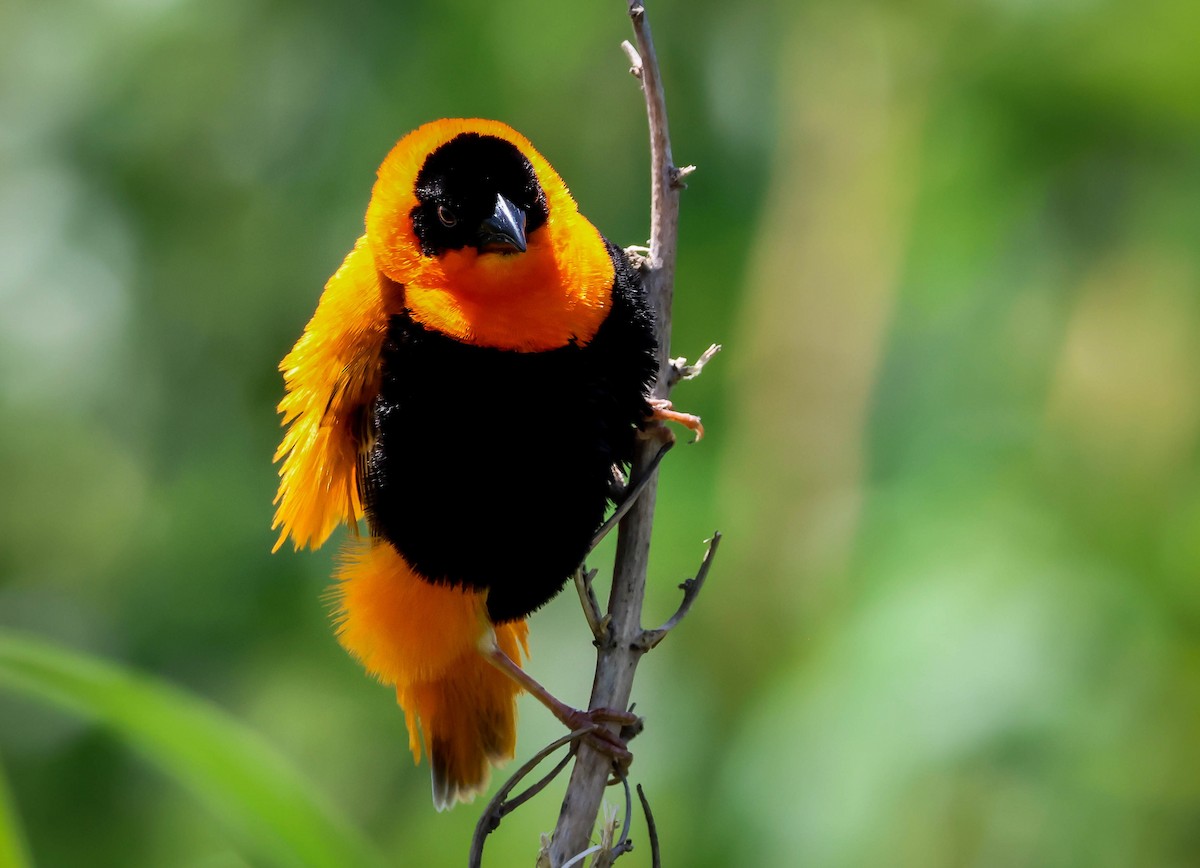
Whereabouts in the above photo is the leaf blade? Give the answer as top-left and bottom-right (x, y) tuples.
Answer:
(0, 630), (383, 868)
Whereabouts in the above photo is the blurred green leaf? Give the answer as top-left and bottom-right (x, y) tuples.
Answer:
(0, 755), (32, 868)
(0, 631), (383, 868)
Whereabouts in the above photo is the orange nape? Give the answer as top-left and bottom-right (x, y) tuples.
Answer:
(334, 540), (529, 809)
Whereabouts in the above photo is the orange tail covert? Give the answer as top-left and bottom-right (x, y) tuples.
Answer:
(334, 541), (529, 808)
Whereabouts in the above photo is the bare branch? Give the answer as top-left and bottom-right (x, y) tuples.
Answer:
(628, 1), (681, 281)
(639, 532), (721, 651)
(547, 1), (688, 860)
(636, 784), (661, 868)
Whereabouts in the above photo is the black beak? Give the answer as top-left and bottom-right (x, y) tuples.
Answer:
(477, 194), (527, 254)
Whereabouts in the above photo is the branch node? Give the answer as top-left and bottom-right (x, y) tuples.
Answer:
(668, 164), (696, 190)
(620, 40), (643, 78)
(623, 244), (652, 273)
(574, 567), (606, 641)
(595, 614), (613, 648)
(667, 342), (722, 389)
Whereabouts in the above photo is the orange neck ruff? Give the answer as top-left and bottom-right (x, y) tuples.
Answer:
(365, 119), (614, 352)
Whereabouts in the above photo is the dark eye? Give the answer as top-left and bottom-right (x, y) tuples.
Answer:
(436, 205), (457, 227)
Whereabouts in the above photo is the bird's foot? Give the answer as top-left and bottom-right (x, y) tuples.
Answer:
(482, 640), (640, 769)
(647, 398), (704, 442)
(559, 706), (641, 769)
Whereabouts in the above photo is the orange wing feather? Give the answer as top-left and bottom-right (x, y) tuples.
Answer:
(272, 236), (395, 551)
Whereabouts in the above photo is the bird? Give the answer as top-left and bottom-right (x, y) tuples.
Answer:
(272, 118), (699, 809)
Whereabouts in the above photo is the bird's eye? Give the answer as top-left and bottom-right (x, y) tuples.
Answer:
(436, 206), (457, 227)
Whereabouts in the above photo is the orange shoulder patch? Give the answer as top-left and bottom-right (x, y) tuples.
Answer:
(272, 236), (399, 551)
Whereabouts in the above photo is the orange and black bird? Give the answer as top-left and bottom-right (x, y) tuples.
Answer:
(273, 119), (697, 808)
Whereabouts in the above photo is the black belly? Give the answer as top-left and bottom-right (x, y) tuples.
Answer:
(363, 243), (656, 622)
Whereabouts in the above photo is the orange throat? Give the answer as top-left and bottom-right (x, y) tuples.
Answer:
(389, 220), (614, 352)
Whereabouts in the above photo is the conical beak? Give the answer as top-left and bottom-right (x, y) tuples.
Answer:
(477, 194), (527, 254)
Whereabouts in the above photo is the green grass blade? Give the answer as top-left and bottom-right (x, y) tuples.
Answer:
(0, 754), (33, 868)
(0, 630), (383, 868)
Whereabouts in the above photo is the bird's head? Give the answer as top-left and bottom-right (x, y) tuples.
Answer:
(407, 131), (546, 258)
(365, 119), (615, 350)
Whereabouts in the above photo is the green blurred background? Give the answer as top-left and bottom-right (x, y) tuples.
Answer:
(3, 0), (1200, 865)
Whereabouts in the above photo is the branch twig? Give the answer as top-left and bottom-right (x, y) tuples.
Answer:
(573, 567), (607, 642)
(590, 769), (635, 867)
(468, 728), (589, 867)
(636, 784), (661, 868)
(638, 532), (721, 651)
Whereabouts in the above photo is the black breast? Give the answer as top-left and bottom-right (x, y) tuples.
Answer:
(363, 241), (656, 622)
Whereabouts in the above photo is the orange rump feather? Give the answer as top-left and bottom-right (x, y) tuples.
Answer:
(334, 541), (529, 809)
